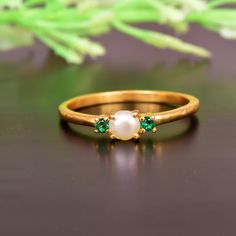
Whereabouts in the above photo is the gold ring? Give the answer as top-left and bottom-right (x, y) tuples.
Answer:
(58, 90), (200, 141)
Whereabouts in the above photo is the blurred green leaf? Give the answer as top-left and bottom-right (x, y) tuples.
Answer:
(0, 25), (33, 50)
(0, 0), (235, 64)
(114, 20), (210, 58)
(0, 0), (22, 9)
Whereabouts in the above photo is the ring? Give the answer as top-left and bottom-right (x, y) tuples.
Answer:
(58, 90), (200, 141)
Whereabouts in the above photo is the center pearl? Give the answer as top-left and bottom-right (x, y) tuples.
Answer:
(109, 110), (140, 141)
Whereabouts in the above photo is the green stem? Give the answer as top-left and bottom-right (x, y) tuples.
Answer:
(113, 19), (210, 57)
(0, 10), (21, 24)
(208, 0), (236, 8)
(33, 29), (83, 63)
(115, 9), (160, 23)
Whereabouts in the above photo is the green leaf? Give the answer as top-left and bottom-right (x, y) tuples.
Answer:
(208, 0), (236, 8)
(220, 27), (236, 40)
(0, 25), (33, 50)
(113, 20), (211, 58)
(0, 0), (22, 9)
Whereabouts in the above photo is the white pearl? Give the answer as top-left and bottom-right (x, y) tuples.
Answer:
(109, 110), (140, 141)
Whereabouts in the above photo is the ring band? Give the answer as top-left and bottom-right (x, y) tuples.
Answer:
(58, 90), (200, 141)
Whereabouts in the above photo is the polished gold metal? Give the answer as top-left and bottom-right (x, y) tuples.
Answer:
(58, 90), (200, 140)
(132, 110), (139, 118)
(134, 134), (141, 140)
(140, 128), (146, 134)
(109, 114), (115, 120)
(152, 127), (158, 133)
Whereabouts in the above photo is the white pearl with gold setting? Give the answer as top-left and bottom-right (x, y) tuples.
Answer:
(109, 110), (140, 141)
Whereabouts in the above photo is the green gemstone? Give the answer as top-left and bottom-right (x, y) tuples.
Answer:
(95, 118), (109, 133)
(140, 116), (155, 131)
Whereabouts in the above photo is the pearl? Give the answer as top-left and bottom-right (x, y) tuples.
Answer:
(109, 110), (140, 141)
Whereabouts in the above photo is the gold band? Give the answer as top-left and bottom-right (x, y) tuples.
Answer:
(58, 90), (200, 140)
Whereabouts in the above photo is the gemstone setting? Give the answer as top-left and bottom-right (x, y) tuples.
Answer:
(95, 118), (109, 133)
(140, 116), (156, 131)
(109, 110), (140, 141)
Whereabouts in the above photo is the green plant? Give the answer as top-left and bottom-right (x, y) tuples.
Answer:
(0, 0), (236, 64)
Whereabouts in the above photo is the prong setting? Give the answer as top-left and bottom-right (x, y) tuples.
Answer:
(109, 114), (115, 120)
(109, 110), (140, 141)
(132, 110), (139, 118)
(94, 117), (110, 134)
(106, 129), (111, 135)
(104, 116), (109, 122)
(134, 134), (140, 140)
(110, 134), (116, 140)
(140, 116), (145, 121)
(95, 111), (158, 140)
(152, 127), (157, 133)
(140, 116), (157, 133)
(139, 128), (146, 134)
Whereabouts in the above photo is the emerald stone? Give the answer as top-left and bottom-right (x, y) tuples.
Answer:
(140, 116), (155, 131)
(95, 118), (109, 133)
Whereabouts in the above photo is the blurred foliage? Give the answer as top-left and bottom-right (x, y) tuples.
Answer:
(0, 0), (236, 63)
